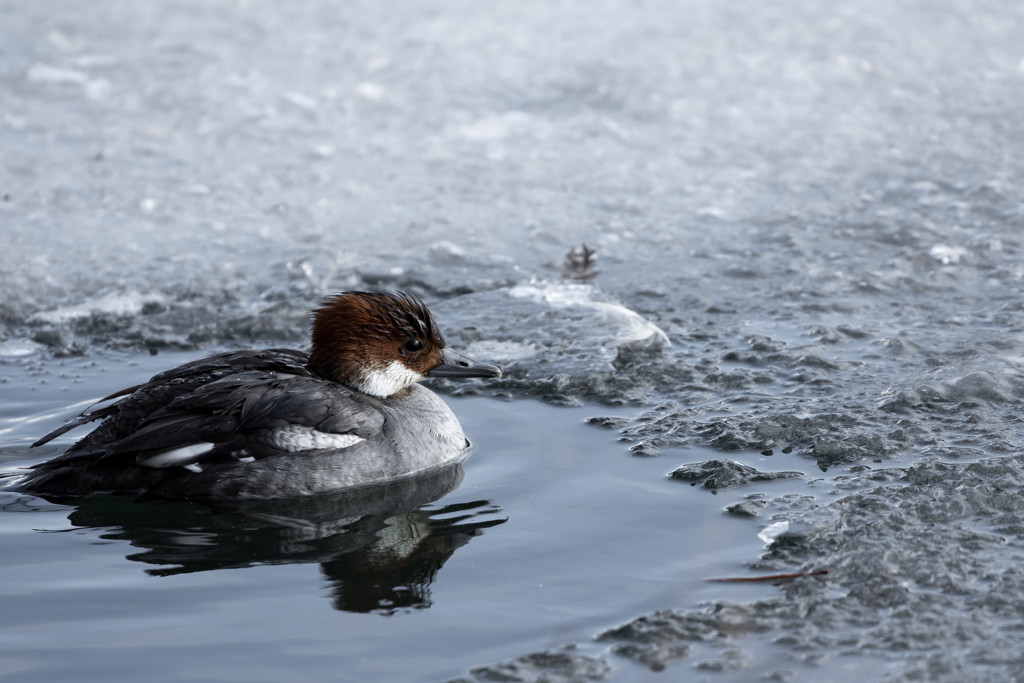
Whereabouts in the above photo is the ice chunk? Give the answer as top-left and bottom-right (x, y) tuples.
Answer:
(26, 63), (111, 100)
(758, 520), (790, 546)
(0, 340), (44, 358)
(456, 111), (538, 141)
(509, 282), (670, 348)
(356, 81), (384, 101)
(929, 244), (968, 265)
(32, 292), (166, 324)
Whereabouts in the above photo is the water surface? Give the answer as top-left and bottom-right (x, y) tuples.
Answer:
(3, 0), (1024, 679)
(1, 352), (824, 682)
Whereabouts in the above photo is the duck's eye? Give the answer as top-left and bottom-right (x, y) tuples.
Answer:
(404, 339), (424, 353)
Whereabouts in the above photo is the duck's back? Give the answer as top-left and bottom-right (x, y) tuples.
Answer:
(60, 349), (316, 454)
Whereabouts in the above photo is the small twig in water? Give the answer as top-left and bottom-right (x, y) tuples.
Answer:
(562, 243), (598, 280)
(705, 570), (828, 583)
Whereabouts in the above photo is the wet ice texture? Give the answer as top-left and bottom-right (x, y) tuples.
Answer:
(459, 462), (1024, 680)
(3, 0), (1024, 679)
(588, 454), (1024, 681)
(460, 648), (612, 683)
(669, 460), (802, 491)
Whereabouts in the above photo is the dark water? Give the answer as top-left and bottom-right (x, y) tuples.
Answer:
(3, 0), (1024, 680)
(2, 352), (818, 682)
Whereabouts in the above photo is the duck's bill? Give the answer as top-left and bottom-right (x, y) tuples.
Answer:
(428, 348), (502, 379)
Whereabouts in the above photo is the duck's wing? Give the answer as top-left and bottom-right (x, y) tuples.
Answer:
(30, 393), (134, 448)
(40, 372), (385, 472)
(31, 348), (312, 449)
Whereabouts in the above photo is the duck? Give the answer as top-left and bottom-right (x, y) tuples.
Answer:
(14, 291), (501, 500)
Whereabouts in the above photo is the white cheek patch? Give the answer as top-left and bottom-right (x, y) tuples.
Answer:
(258, 425), (365, 452)
(357, 360), (425, 398)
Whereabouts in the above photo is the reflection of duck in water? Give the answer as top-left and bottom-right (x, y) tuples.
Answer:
(321, 496), (504, 614)
(14, 291), (500, 500)
(60, 463), (505, 614)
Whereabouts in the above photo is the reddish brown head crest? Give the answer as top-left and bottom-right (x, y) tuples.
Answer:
(307, 291), (445, 393)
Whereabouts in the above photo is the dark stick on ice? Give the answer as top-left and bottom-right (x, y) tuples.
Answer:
(705, 570), (829, 583)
